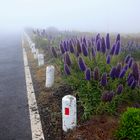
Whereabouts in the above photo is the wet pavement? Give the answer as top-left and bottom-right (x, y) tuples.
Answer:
(0, 33), (32, 140)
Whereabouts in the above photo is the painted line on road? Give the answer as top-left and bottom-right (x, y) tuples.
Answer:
(22, 39), (45, 140)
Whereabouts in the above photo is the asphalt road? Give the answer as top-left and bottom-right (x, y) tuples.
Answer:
(0, 33), (32, 140)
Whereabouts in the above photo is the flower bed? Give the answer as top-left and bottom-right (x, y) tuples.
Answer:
(25, 29), (140, 140)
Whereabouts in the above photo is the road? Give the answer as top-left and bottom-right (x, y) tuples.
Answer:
(0, 33), (32, 140)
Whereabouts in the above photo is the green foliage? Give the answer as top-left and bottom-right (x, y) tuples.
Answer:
(63, 52), (117, 119)
(31, 30), (140, 121)
(63, 49), (140, 119)
(96, 95), (124, 115)
(116, 107), (140, 140)
(121, 50), (140, 61)
(32, 35), (61, 49)
(34, 36), (49, 49)
(131, 50), (140, 60)
(64, 72), (102, 119)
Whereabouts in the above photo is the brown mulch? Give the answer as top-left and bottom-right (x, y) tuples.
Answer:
(64, 115), (119, 140)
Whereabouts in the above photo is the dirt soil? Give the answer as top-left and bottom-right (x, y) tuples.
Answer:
(65, 115), (118, 140)
(25, 40), (119, 140)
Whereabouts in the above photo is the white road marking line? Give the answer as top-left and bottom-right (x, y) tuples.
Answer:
(22, 39), (45, 140)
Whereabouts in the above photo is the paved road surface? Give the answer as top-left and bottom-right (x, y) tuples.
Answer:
(0, 33), (32, 140)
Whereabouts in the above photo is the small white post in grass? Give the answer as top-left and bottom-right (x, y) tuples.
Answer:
(33, 49), (39, 59)
(38, 53), (44, 66)
(31, 43), (36, 53)
(30, 43), (34, 49)
(62, 95), (77, 132)
(45, 65), (55, 88)
(29, 41), (32, 48)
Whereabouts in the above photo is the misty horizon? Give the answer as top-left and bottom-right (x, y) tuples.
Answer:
(0, 0), (140, 33)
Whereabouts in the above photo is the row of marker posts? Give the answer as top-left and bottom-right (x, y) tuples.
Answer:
(24, 32), (77, 132)
(45, 65), (77, 132)
(24, 32), (45, 67)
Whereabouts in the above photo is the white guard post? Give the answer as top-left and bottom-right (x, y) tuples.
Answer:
(34, 49), (39, 59)
(38, 54), (44, 66)
(29, 41), (32, 49)
(45, 65), (55, 88)
(62, 95), (77, 132)
(31, 43), (36, 53)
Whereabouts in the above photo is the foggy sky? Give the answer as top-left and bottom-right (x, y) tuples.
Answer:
(0, 0), (140, 33)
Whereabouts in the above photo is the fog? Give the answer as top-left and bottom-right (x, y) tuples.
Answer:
(0, 0), (140, 33)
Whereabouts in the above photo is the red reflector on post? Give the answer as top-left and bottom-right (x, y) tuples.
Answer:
(65, 108), (69, 115)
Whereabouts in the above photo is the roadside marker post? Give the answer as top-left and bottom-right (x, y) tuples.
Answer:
(31, 43), (36, 53)
(62, 95), (77, 132)
(33, 49), (39, 59)
(45, 65), (55, 88)
(38, 54), (44, 66)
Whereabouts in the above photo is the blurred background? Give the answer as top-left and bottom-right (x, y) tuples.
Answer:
(0, 0), (140, 33)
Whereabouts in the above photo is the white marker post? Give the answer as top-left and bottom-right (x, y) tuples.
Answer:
(34, 49), (39, 59)
(45, 65), (55, 88)
(62, 95), (77, 132)
(28, 41), (31, 47)
(38, 54), (44, 66)
(31, 43), (36, 53)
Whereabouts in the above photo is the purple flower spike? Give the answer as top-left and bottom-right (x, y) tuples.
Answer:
(66, 41), (70, 51)
(124, 64), (129, 71)
(109, 91), (114, 101)
(101, 73), (107, 86)
(101, 91), (114, 102)
(115, 41), (120, 55)
(87, 40), (92, 48)
(127, 73), (133, 82)
(132, 62), (139, 81)
(110, 43), (116, 55)
(96, 39), (101, 51)
(128, 58), (133, 68)
(93, 67), (100, 81)
(83, 37), (87, 47)
(106, 55), (111, 64)
(64, 53), (71, 66)
(78, 57), (86, 71)
(64, 64), (71, 75)
(116, 63), (122, 78)
(82, 43), (88, 56)
(127, 76), (134, 86)
(106, 33), (110, 50)
(110, 67), (116, 79)
(133, 103), (140, 108)
(119, 69), (126, 78)
(51, 47), (57, 58)
(101, 37), (106, 54)
(91, 37), (95, 46)
(101, 91), (109, 102)
(63, 41), (68, 52)
(69, 41), (74, 53)
(124, 55), (131, 63)
(60, 44), (65, 54)
(96, 34), (100, 43)
(85, 68), (91, 81)
(92, 47), (96, 57)
(75, 52), (79, 57)
(116, 34), (120, 43)
(77, 40), (82, 53)
(130, 80), (137, 89)
(116, 84), (123, 95)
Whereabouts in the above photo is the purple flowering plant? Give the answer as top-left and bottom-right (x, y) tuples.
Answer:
(33, 29), (140, 119)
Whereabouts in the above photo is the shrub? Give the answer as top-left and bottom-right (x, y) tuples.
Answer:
(116, 107), (140, 140)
